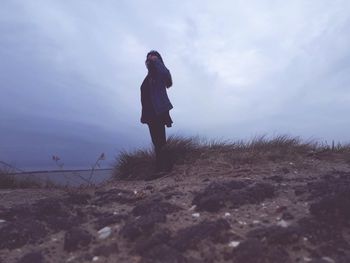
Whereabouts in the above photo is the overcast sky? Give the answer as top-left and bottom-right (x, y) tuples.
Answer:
(1, 0), (350, 170)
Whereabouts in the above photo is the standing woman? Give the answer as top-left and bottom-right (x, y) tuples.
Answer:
(140, 50), (173, 173)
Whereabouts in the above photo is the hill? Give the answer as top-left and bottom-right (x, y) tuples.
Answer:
(1, 136), (350, 262)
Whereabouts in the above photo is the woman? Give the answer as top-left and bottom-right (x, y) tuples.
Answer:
(140, 50), (173, 173)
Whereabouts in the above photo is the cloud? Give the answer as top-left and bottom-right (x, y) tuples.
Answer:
(1, 0), (350, 168)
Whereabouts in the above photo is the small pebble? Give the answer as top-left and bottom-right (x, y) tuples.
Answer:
(277, 220), (289, 228)
(0, 219), (5, 223)
(252, 220), (260, 224)
(98, 226), (112, 239)
(92, 256), (99, 262)
(228, 241), (240, 248)
(224, 212), (231, 217)
(67, 256), (76, 262)
(189, 205), (196, 211)
(322, 257), (335, 263)
(192, 213), (200, 218)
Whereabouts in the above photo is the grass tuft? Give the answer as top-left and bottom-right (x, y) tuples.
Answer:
(113, 134), (350, 180)
(114, 135), (200, 180)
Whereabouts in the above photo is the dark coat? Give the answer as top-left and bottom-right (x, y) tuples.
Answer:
(141, 59), (173, 125)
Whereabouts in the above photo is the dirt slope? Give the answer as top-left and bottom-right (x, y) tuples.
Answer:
(1, 151), (350, 263)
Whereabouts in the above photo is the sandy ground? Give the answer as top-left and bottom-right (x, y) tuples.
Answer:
(1, 152), (350, 262)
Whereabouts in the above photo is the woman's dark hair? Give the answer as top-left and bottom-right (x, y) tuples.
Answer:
(146, 50), (164, 64)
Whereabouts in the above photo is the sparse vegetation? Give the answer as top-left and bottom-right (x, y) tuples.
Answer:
(51, 153), (107, 186)
(114, 135), (201, 180)
(0, 166), (43, 189)
(52, 155), (64, 169)
(114, 134), (350, 180)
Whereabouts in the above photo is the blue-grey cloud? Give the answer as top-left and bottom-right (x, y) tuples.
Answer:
(1, 0), (350, 169)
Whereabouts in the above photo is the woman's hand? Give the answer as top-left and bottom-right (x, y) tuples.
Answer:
(148, 55), (158, 61)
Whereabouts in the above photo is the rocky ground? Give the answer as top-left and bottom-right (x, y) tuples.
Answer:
(1, 149), (350, 263)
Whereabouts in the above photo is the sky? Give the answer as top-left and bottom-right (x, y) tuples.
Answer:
(1, 0), (350, 170)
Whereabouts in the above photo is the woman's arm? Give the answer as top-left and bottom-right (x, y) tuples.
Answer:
(152, 59), (172, 88)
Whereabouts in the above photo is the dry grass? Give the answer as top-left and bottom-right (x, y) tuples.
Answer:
(114, 135), (200, 180)
(0, 167), (43, 189)
(0, 165), (61, 189)
(113, 134), (350, 180)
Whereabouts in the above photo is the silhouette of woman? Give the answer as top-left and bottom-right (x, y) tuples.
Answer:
(140, 50), (173, 173)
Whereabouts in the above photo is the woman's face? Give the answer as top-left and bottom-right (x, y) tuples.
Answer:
(145, 54), (158, 69)
(147, 54), (158, 61)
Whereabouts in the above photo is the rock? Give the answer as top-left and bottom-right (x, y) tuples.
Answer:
(120, 212), (166, 241)
(307, 173), (350, 200)
(229, 238), (263, 263)
(94, 212), (128, 230)
(297, 216), (350, 259)
(241, 183), (275, 205)
(282, 211), (295, 220)
(282, 168), (290, 174)
(140, 244), (188, 263)
(192, 180), (250, 212)
(34, 198), (83, 231)
(191, 213), (200, 218)
(171, 219), (231, 252)
(193, 181), (275, 212)
(276, 220), (290, 228)
(247, 225), (300, 245)
(34, 198), (67, 219)
(98, 226), (112, 239)
(134, 229), (171, 255)
(230, 238), (291, 263)
(0, 219), (47, 249)
(64, 227), (93, 252)
(228, 241), (240, 247)
(93, 242), (119, 256)
(321, 257), (336, 263)
(44, 214), (81, 232)
(309, 190), (350, 225)
(298, 217), (340, 243)
(267, 175), (284, 182)
(132, 199), (181, 217)
(294, 186), (307, 196)
(17, 251), (44, 263)
(189, 205), (196, 211)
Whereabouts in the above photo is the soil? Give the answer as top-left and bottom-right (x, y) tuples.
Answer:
(1, 152), (350, 262)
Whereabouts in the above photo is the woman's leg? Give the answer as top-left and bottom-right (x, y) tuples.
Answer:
(148, 121), (166, 171)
